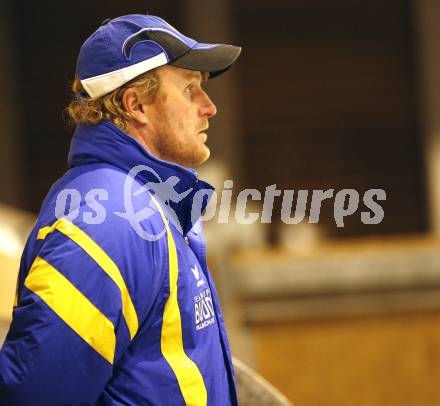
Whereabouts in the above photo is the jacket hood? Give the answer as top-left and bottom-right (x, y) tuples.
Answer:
(68, 120), (215, 235)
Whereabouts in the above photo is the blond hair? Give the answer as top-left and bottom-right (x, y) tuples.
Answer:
(67, 70), (160, 131)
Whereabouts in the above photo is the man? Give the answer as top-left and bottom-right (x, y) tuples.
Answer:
(0, 14), (241, 405)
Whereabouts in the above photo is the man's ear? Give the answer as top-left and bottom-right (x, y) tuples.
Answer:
(122, 88), (148, 125)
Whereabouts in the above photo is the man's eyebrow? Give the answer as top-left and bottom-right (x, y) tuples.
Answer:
(183, 71), (207, 82)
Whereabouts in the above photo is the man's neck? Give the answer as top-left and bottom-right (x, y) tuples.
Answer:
(126, 122), (162, 160)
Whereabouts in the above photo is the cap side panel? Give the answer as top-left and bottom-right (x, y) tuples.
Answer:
(122, 27), (196, 57)
(126, 39), (169, 62)
(81, 53), (168, 98)
(76, 28), (116, 79)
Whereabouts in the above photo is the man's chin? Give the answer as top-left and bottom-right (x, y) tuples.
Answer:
(157, 143), (210, 168)
(192, 146), (210, 167)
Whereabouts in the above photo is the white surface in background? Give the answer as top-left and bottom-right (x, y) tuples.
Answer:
(0, 226), (23, 257)
(0, 204), (35, 322)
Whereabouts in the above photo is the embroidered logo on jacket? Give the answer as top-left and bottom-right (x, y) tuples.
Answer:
(191, 264), (205, 288)
(194, 288), (215, 331)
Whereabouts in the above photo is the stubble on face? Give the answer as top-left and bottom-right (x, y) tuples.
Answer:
(145, 67), (212, 168)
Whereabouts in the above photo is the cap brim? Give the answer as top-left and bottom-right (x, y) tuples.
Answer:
(169, 44), (241, 78)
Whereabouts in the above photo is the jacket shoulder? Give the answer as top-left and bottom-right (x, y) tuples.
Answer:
(24, 163), (170, 325)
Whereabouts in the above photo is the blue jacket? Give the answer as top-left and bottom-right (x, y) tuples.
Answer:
(0, 121), (237, 405)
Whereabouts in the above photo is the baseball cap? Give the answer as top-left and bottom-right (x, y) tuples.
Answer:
(76, 14), (241, 98)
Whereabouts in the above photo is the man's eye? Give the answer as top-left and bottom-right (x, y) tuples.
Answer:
(185, 85), (194, 94)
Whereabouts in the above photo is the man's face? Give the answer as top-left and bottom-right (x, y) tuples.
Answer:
(142, 65), (217, 168)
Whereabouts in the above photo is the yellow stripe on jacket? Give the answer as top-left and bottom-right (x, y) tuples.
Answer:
(37, 218), (138, 339)
(24, 256), (116, 364)
(151, 195), (208, 406)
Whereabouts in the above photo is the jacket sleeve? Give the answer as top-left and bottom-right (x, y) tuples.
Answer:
(0, 217), (157, 405)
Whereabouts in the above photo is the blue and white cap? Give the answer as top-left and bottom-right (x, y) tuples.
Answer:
(76, 14), (241, 98)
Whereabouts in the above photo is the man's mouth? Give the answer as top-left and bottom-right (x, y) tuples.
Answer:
(197, 127), (208, 141)
(198, 130), (208, 142)
(198, 123), (209, 133)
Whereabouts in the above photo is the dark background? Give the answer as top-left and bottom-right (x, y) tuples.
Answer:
(2, 0), (427, 240)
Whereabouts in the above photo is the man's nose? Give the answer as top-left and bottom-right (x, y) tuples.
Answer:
(199, 92), (217, 118)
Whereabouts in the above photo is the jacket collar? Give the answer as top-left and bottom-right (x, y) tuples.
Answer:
(68, 120), (214, 235)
